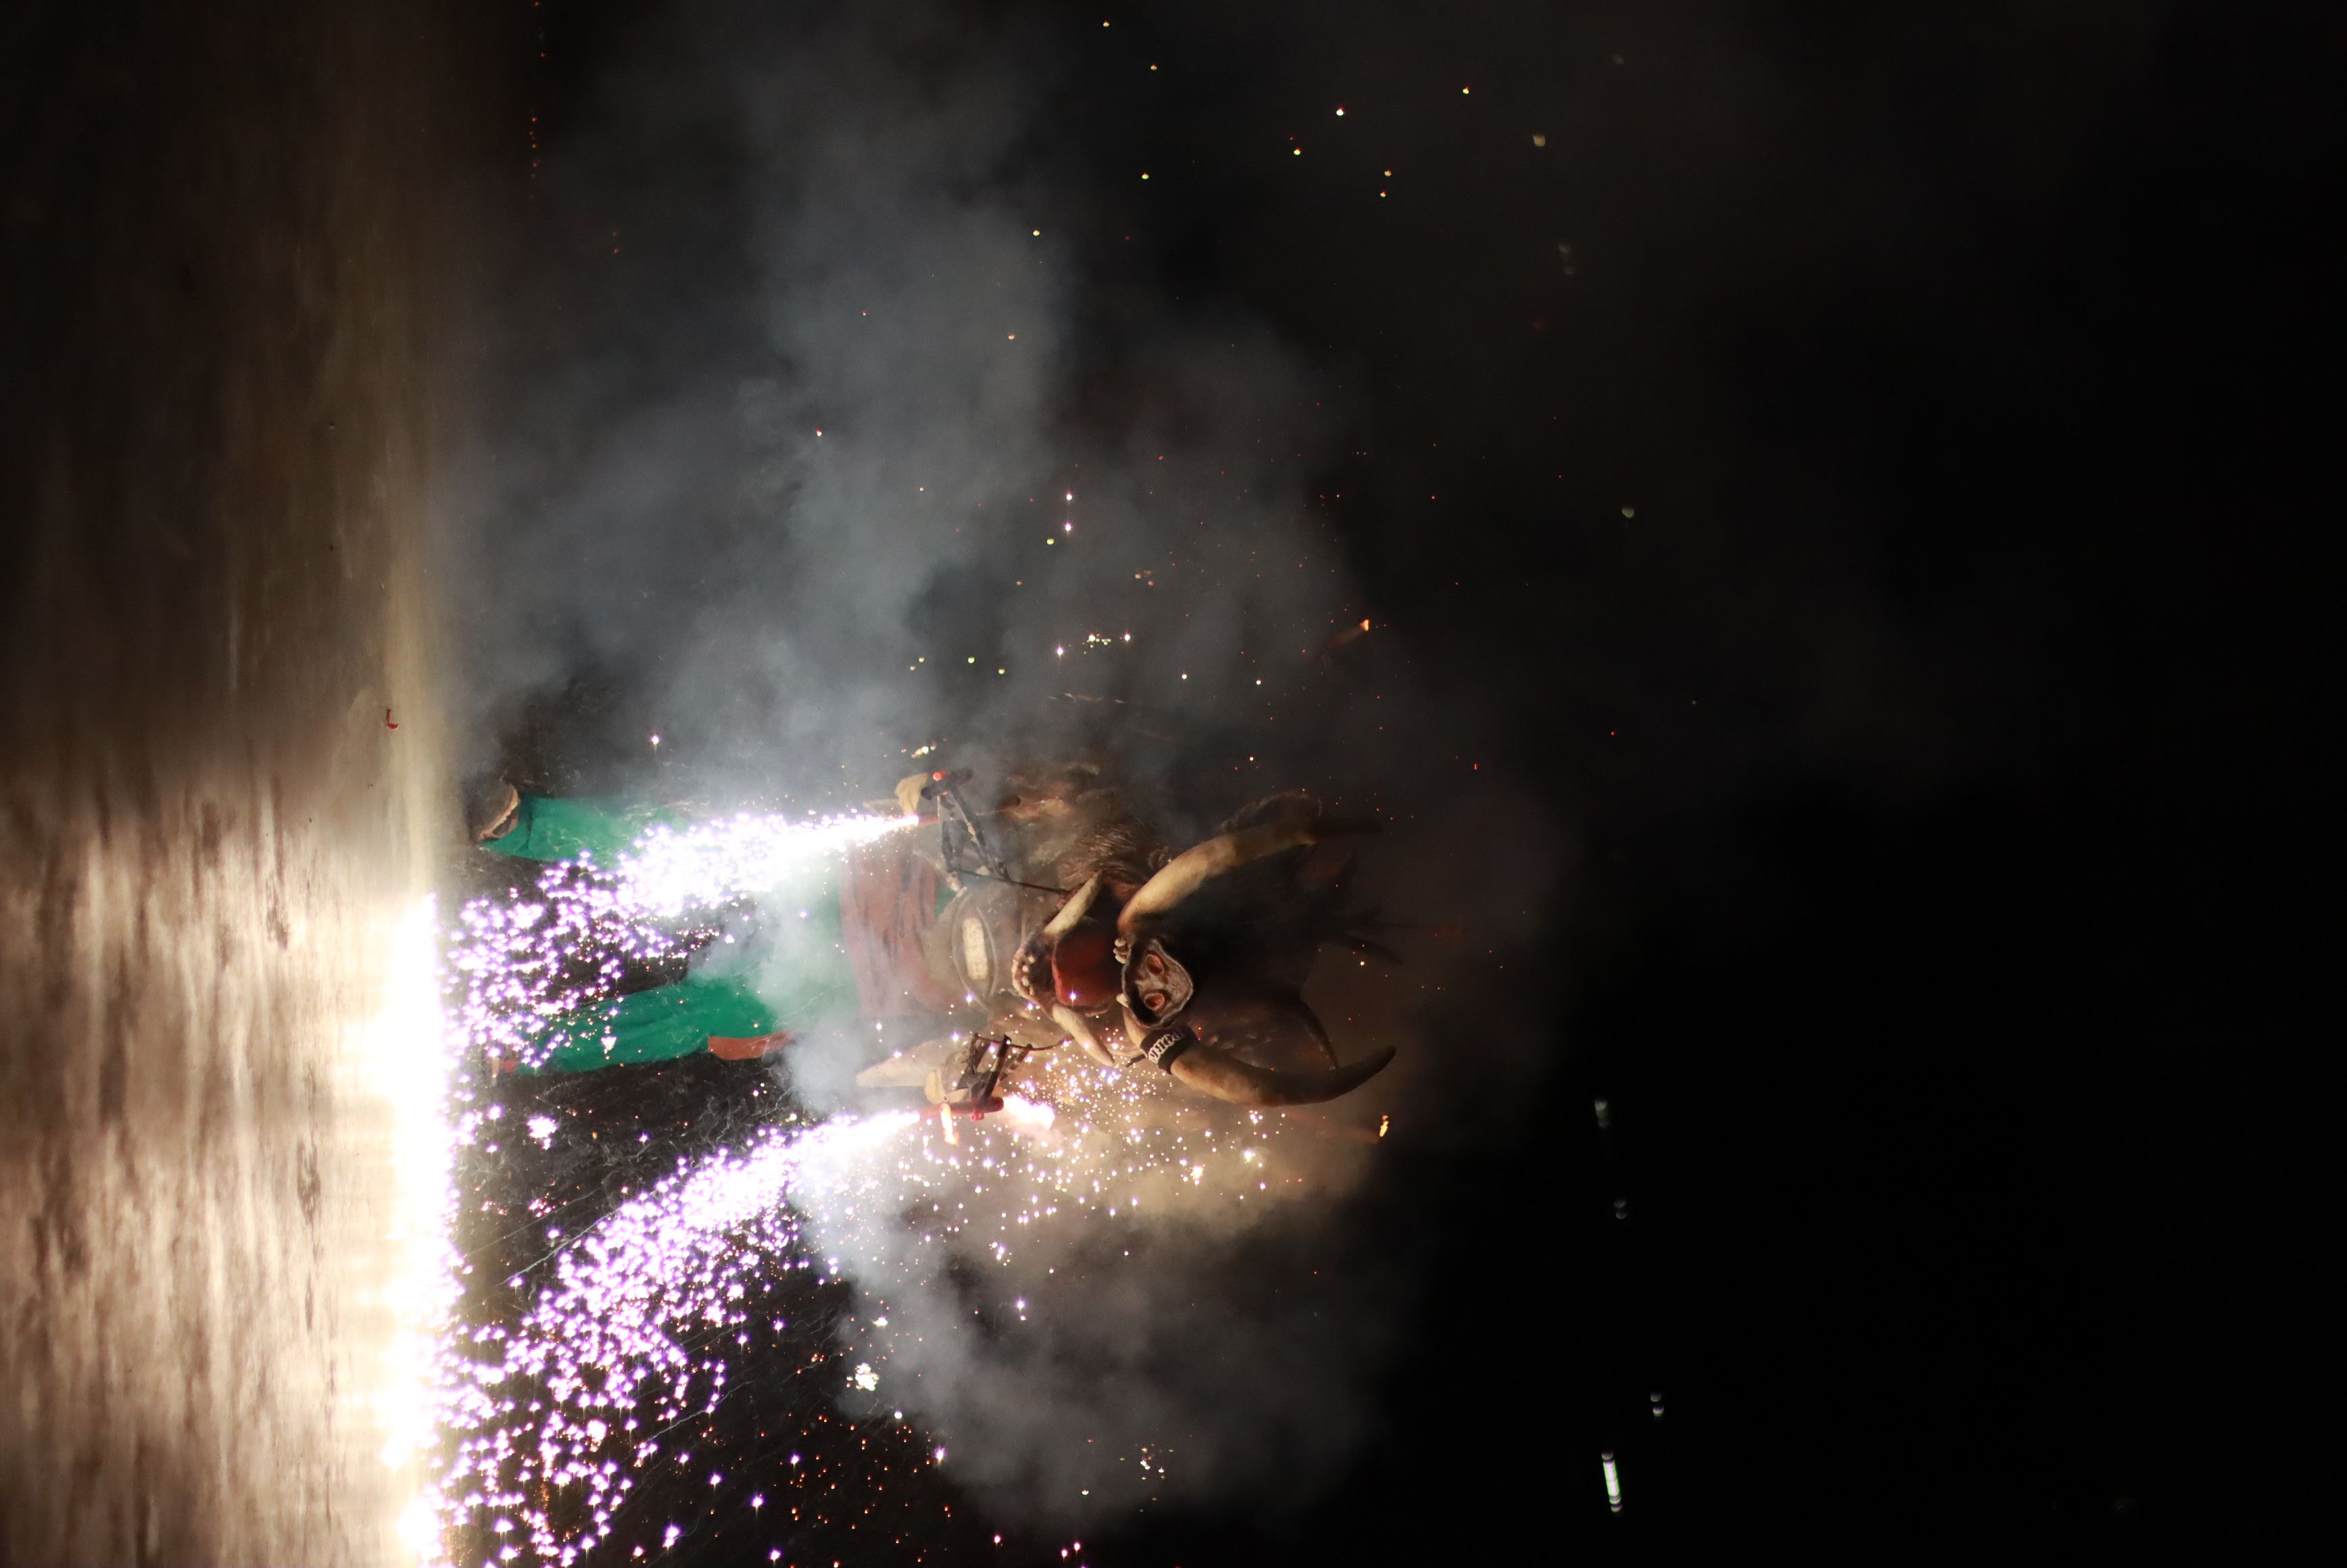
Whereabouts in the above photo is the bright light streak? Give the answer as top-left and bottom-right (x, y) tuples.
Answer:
(1602, 1451), (1622, 1512)
(616, 811), (907, 919)
(999, 1094), (1056, 1131)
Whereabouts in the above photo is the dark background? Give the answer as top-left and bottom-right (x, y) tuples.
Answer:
(473, 1), (2338, 1560)
(4, 0), (2321, 1561)
(10, 1), (2331, 1563)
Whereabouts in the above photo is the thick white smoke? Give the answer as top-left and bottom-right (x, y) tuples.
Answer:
(440, 0), (1534, 1532)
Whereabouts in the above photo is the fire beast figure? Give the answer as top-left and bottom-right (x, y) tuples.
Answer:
(909, 764), (1396, 1109)
(466, 761), (1395, 1107)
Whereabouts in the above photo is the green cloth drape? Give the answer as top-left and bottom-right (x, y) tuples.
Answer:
(516, 971), (775, 1073)
(480, 794), (682, 864)
(483, 795), (863, 1073)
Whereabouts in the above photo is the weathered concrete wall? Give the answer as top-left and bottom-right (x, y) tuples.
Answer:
(1, 7), (457, 1562)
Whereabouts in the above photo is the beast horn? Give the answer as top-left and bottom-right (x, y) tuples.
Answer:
(1162, 1039), (1397, 1108)
(1050, 1004), (1119, 1069)
(1042, 873), (1105, 937)
(1117, 820), (1380, 935)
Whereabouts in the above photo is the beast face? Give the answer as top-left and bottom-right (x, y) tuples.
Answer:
(1019, 813), (1399, 1106)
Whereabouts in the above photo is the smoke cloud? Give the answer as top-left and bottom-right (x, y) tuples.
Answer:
(445, 0), (1551, 1529)
(453, 3), (1418, 810)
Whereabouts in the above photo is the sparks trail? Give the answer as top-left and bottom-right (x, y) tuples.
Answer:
(437, 1113), (920, 1565)
(429, 810), (1386, 1563)
(433, 1032), (1378, 1561)
(447, 811), (905, 1071)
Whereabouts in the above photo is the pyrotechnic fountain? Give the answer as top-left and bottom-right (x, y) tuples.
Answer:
(422, 812), (1378, 1564)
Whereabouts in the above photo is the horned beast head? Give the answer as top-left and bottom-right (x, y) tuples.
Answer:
(1013, 793), (1396, 1107)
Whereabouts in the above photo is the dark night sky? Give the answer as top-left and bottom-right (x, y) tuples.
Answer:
(1073, 9), (2335, 1558)
(4, 2), (2335, 1563)
(447, 1), (2337, 1561)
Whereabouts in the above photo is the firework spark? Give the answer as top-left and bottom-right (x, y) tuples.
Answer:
(447, 812), (905, 1072)
(436, 1112), (916, 1563)
(428, 810), (1374, 1563)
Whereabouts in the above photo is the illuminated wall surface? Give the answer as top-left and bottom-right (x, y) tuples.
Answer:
(0, 9), (454, 1563)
